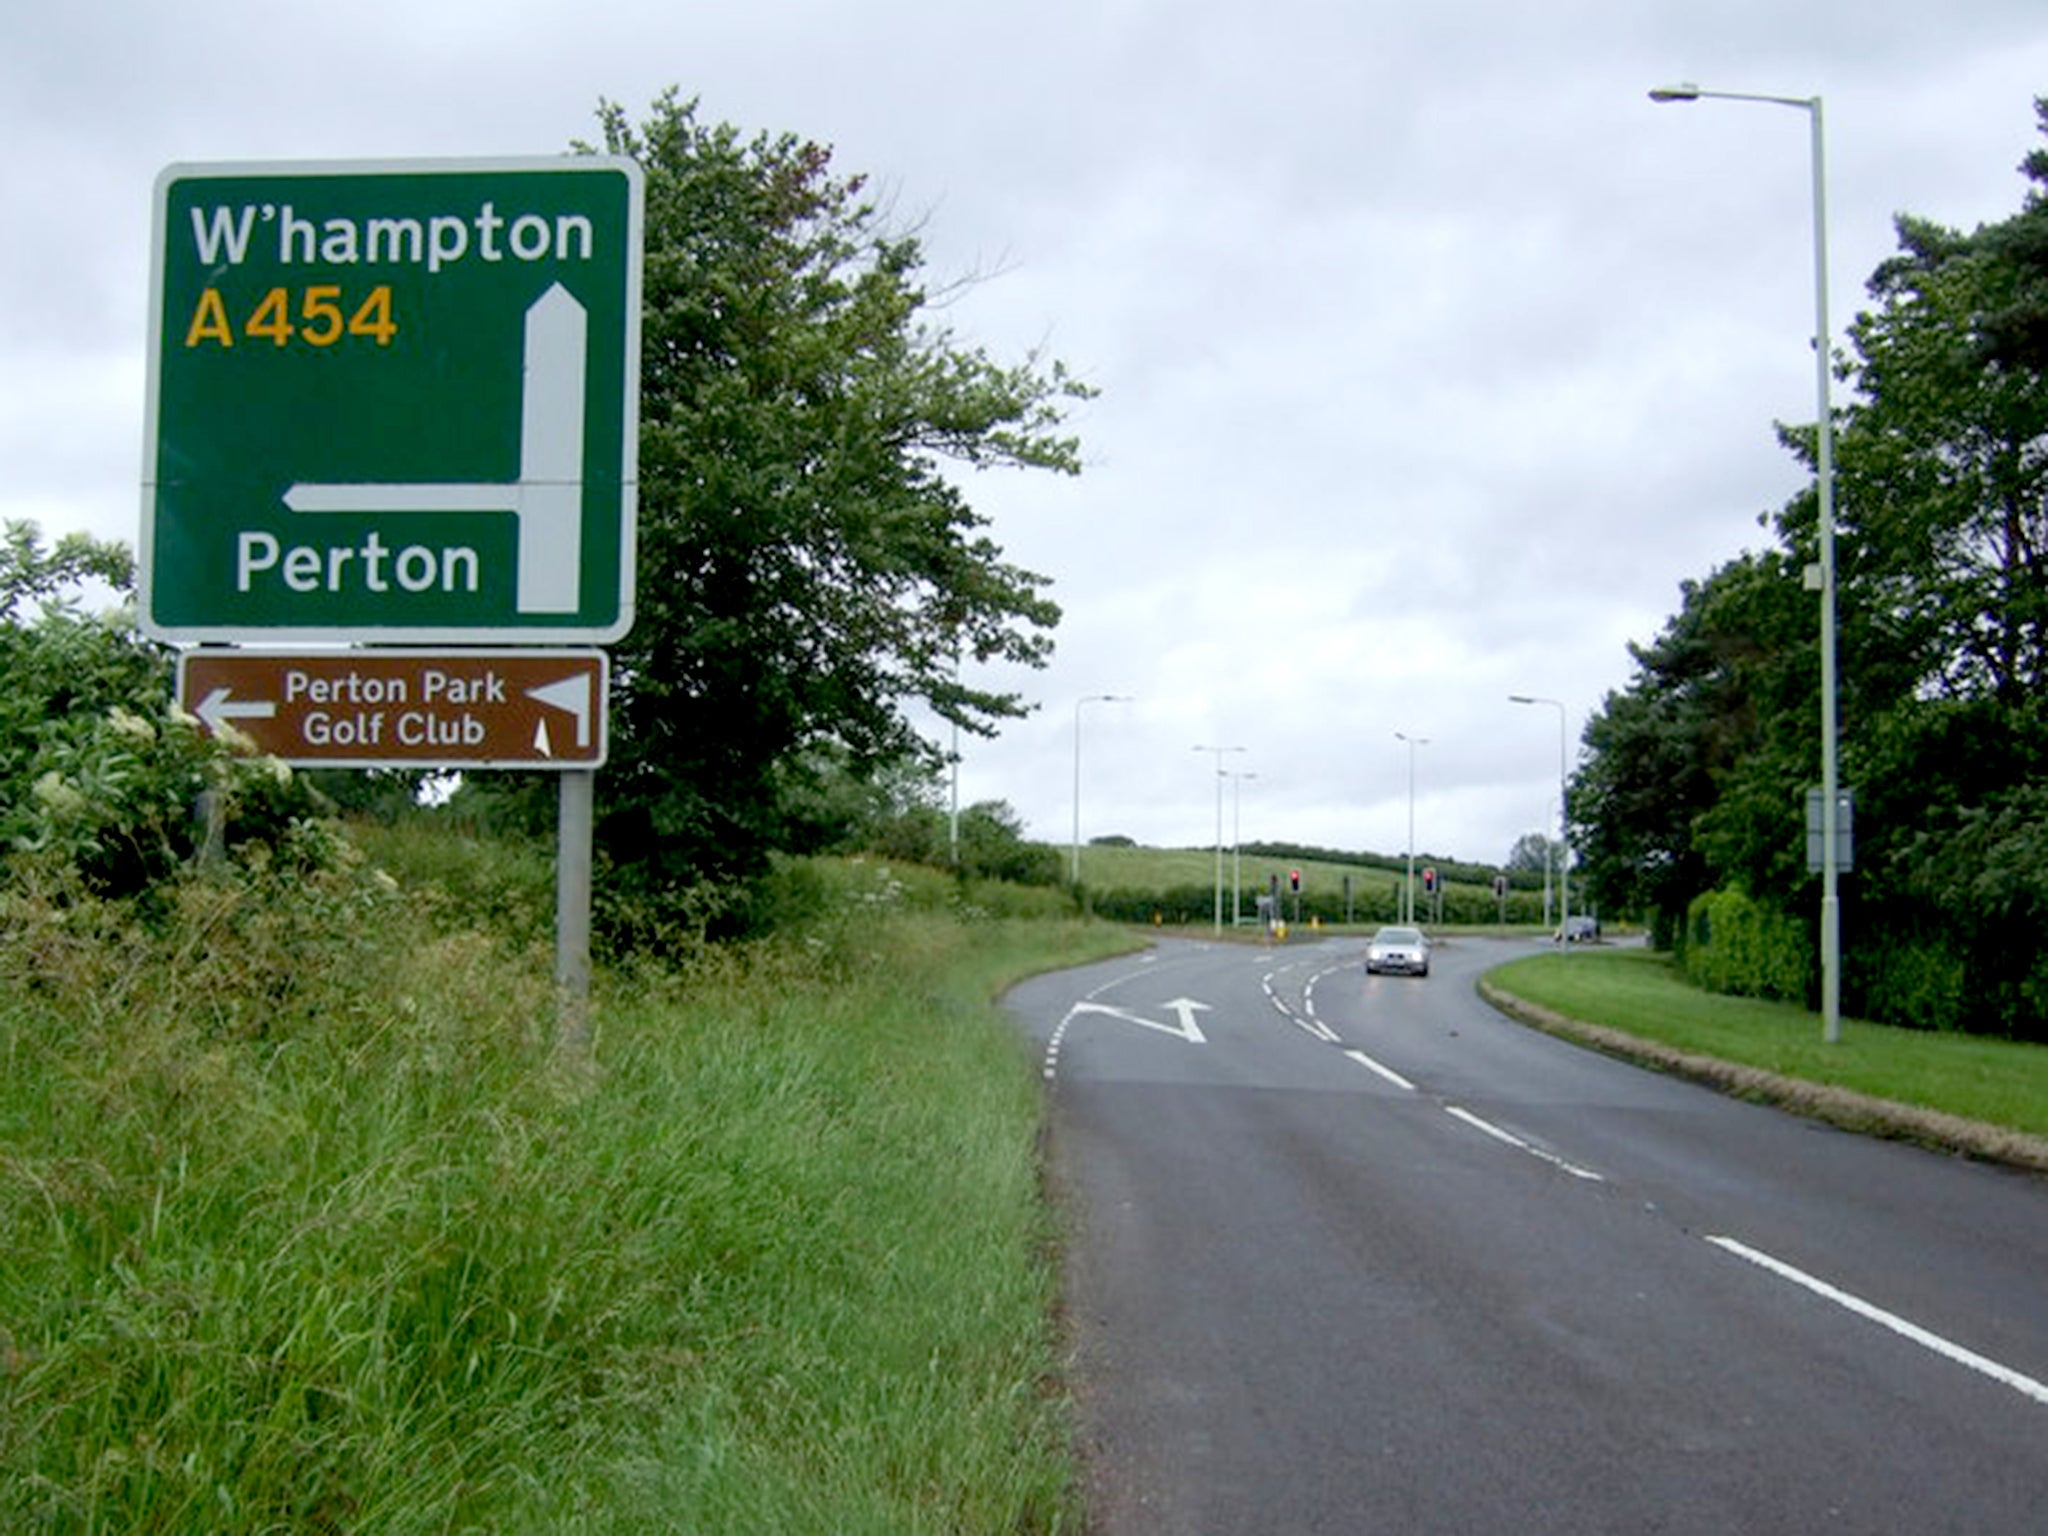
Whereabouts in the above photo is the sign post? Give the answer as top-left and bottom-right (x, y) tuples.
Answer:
(147, 156), (643, 1050)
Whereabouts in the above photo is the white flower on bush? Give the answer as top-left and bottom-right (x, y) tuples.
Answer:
(850, 865), (908, 908)
(211, 720), (259, 755)
(105, 705), (157, 745)
(31, 771), (88, 819)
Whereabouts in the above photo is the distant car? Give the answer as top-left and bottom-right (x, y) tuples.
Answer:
(1365, 925), (1430, 977)
(1561, 915), (1601, 943)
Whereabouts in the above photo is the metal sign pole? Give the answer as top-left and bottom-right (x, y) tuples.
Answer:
(556, 768), (595, 1055)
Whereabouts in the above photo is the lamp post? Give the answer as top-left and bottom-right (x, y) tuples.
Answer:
(1194, 744), (1246, 933)
(1071, 694), (1131, 888)
(1394, 732), (1428, 924)
(1510, 695), (1570, 947)
(949, 714), (961, 867)
(1651, 82), (1842, 1042)
(1228, 769), (1258, 926)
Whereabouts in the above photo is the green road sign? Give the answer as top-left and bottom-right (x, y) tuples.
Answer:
(142, 157), (642, 642)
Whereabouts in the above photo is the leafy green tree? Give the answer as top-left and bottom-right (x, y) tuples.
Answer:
(1572, 550), (1809, 945)
(954, 800), (1061, 886)
(580, 94), (1089, 922)
(1576, 100), (2048, 1032)
(0, 519), (133, 623)
(1966, 97), (2048, 375)
(775, 745), (949, 863)
(1830, 218), (2048, 705)
(1816, 109), (2048, 1034)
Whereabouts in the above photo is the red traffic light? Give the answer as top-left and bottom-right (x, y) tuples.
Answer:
(1289, 868), (1301, 891)
(1422, 867), (1437, 893)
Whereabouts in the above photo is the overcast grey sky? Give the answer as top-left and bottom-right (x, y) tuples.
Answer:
(7, 1), (2048, 870)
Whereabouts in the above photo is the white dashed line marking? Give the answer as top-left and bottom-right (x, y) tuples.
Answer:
(1445, 1105), (1605, 1181)
(1706, 1236), (2048, 1408)
(1262, 969), (1339, 1041)
(1344, 1048), (1416, 1092)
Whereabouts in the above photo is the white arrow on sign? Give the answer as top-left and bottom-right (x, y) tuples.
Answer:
(1066, 997), (1211, 1044)
(525, 671), (594, 756)
(194, 686), (276, 733)
(282, 282), (588, 615)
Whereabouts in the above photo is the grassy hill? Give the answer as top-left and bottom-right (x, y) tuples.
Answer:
(1071, 841), (1553, 928)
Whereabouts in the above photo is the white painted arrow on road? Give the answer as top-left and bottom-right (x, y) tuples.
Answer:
(282, 282), (588, 615)
(1067, 997), (1211, 1044)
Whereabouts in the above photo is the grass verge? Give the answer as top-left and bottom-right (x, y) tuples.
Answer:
(1482, 947), (2048, 1171)
(1, 843), (1136, 1533)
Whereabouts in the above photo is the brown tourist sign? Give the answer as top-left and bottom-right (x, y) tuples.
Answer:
(176, 648), (608, 769)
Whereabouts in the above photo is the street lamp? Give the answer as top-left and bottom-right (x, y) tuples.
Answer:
(1194, 744), (1247, 933)
(1651, 81), (1843, 1042)
(1071, 694), (1131, 887)
(1228, 769), (1258, 926)
(1394, 732), (1428, 924)
(1509, 695), (1570, 947)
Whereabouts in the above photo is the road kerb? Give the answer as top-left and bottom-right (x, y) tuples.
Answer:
(1478, 978), (2048, 1176)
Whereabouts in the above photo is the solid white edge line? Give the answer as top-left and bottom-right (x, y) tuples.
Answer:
(1344, 1049), (1416, 1092)
(1705, 1236), (2048, 1408)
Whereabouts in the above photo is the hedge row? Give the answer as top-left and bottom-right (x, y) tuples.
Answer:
(1682, 887), (1812, 1004)
(1084, 881), (1553, 929)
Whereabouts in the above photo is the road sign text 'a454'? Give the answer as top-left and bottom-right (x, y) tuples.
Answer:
(142, 157), (642, 643)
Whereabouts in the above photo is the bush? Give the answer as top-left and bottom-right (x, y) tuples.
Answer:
(1087, 883), (1220, 926)
(0, 522), (334, 904)
(1851, 929), (1969, 1032)
(1683, 886), (1812, 1003)
(743, 854), (1073, 946)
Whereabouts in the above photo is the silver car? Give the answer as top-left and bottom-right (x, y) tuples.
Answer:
(1365, 924), (1430, 977)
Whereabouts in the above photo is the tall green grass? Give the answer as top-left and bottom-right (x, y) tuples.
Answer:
(1, 836), (1132, 1532)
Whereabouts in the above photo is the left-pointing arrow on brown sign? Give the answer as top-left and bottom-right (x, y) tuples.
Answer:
(176, 649), (608, 770)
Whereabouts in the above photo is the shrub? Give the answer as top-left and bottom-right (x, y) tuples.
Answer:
(1683, 886), (1812, 1003)
(0, 524), (334, 905)
(1852, 929), (1969, 1032)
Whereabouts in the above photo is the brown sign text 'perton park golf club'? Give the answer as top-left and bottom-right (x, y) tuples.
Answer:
(176, 649), (608, 769)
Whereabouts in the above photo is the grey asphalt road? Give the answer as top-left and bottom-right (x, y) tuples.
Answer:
(1005, 933), (2048, 1535)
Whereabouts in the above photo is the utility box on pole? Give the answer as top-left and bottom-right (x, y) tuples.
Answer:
(1805, 787), (1855, 873)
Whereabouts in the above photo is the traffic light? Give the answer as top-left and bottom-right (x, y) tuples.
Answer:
(1289, 868), (1301, 893)
(1422, 867), (1437, 895)
(1493, 874), (1508, 899)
